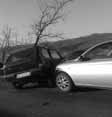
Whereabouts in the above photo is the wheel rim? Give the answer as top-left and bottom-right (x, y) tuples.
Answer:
(56, 73), (70, 91)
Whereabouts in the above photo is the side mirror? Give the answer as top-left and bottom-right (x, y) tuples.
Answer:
(80, 55), (90, 61)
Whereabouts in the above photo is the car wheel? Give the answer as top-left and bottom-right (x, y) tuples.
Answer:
(56, 72), (74, 92)
(12, 82), (23, 89)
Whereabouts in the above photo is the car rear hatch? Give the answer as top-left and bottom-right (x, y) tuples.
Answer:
(4, 47), (36, 76)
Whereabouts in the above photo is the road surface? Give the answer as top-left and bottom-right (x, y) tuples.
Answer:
(0, 79), (112, 117)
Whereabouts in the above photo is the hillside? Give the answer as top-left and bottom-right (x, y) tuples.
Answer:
(42, 33), (112, 56)
(1, 33), (112, 62)
(47, 33), (112, 49)
(8, 33), (112, 53)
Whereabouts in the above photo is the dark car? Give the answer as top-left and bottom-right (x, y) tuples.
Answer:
(1, 46), (63, 89)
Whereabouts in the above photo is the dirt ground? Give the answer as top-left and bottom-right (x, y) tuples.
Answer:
(0, 79), (112, 117)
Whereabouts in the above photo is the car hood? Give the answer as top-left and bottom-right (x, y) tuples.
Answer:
(56, 58), (80, 69)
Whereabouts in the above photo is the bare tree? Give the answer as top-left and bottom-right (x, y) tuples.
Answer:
(13, 32), (19, 46)
(32, 0), (74, 46)
(2, 25), (12, 48)
(1, 25), (13, 62)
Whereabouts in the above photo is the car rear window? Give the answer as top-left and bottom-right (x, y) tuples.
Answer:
(6, 48), (34, 64)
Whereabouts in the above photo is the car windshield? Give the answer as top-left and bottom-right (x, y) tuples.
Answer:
(83, 42), (112, 61)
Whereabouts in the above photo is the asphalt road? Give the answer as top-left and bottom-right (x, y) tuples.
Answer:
(0, 80), (112, 117)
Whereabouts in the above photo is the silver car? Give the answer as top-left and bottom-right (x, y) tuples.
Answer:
(56, 40), (112, 92)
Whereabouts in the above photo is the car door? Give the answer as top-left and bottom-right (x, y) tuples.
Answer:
(49, 49), (62, 67)
(38, 48), (53, 76)
(75, 42), (112, 88)
(39, 48), (62, 78)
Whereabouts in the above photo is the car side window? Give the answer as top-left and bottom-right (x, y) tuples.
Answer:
(50, 50), (61, 59)
(84, 42), (112, 60)
(41, 48), (50, 59)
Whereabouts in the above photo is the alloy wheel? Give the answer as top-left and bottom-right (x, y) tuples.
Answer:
(56, 72), (73, 92)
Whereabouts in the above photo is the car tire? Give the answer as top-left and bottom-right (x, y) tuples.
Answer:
(56, 72), (74, 92)
(12, 82), (23, 89)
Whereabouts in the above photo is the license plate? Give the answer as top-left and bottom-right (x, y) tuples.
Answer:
(16, 72), (31, 79)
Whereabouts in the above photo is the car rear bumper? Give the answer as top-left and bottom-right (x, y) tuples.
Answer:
(3, 68), (49, 83)
(7, 72), (36, 82)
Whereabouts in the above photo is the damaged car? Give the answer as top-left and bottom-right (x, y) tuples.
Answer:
(1, 45), (63, 89)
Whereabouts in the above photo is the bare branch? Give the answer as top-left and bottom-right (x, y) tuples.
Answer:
(40, 33), (65, 40)
(33, 0), (74, 45)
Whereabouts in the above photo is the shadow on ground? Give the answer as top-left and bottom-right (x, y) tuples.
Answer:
(19, 82), (56, 90)
(74, 86), (104, 93)
(13, 81), (105, 94)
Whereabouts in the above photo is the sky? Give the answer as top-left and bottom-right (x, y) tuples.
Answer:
(1, 0), (112, 40)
